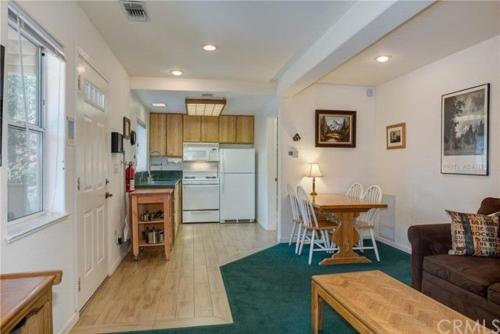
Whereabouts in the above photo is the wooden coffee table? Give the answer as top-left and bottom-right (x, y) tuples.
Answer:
(311, 270), (492, 334)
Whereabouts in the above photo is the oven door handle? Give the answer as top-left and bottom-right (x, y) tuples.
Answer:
(183, 184), (220, 188)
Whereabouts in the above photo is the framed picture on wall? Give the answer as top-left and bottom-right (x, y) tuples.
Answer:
(315, 110), (356, 148)
(386, 123), (406, 150)
(441, 84), (489, 176)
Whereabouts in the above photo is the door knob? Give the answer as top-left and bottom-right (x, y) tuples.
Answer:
(105, 192), (113, 199)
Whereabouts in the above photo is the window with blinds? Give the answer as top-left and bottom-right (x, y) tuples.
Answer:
(6, 3), (66, 222)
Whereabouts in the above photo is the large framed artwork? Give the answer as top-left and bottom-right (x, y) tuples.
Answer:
(441, 84), (489, 175)
(315, 110), (356, 148)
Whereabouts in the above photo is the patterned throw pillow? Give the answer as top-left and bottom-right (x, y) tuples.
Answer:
(447, 210), (500, 257)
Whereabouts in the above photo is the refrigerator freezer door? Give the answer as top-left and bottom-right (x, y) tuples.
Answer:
(221, 149), (255, 173)
(220, 173), (255, 220)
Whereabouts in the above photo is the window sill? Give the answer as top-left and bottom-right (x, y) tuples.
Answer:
(5, 212), (69, 244)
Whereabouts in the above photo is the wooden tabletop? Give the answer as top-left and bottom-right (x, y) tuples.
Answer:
(130, 188), (174, 196)
(0, 271), (62, 330)
(309, 193), (387, 210)
(312, 270), (492, 333)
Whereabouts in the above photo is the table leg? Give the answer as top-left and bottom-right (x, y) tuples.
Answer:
(319, 211), (371, 265)
(311, 282), (323, 334)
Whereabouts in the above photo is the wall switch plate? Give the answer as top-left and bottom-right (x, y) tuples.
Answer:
(288, 147), (298, 158)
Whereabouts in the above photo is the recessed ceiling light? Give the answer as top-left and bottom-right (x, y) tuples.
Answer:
(203, 44), (217, 52)
(375, 55), (391, 63)
(171, 70), (183, 76)
(152, 103), (166, 107)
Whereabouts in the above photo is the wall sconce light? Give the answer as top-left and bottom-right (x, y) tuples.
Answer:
(293, 133), (301, 142)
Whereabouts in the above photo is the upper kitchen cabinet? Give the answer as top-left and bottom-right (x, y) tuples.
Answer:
(183, 116), (202, 142)
(201, 117), (219, 142)
(150, 113), (167, 156)
(219, 115), (237, 143)
(166, 114), (183, 157)
(236, 116), (254, 144)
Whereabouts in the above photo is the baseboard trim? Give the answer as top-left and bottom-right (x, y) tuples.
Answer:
(58, 311), (79, 334)
(375, 236), (411, 254)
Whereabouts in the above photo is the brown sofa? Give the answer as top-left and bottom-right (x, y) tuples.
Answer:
(408, 197), (500, 328)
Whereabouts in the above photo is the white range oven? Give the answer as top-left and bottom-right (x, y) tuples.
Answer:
(182, 163), (220, 223)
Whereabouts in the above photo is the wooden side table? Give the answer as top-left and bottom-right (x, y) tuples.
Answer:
(0, 271), (62, 333)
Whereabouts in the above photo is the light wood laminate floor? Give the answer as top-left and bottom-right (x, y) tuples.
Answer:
(72, 223), (277, 333)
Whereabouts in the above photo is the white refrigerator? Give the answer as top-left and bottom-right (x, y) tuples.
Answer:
(220, 148), (255, 222)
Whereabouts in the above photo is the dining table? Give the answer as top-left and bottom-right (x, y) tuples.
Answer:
(309, 193), (388, 265)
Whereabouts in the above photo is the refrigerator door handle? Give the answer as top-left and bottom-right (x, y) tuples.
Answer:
(220, 151), (224, 192)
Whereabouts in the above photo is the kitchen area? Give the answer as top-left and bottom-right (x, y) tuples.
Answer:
(130, 96), (258, 260)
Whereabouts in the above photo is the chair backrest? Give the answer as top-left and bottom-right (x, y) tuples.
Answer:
(287, 184), (301, 222)
(296, 186), (318, 228)
(359, 185), (383, 224)
(346, 183), (364, 199)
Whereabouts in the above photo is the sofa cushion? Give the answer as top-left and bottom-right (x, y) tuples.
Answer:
(423, 254), (500, 297)
(446, 210), (500, 257)
(478, 197), (500, 215)
(489, 283), (500, 305)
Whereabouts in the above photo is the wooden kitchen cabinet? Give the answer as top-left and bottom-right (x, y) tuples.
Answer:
(149, 113), (167, 156)
(236, 115), (254, 144)
(183, 116), (202, 142)
(219, 115), (237, 143)
(166, 114), (183, 157)
(201, 116), (219, 142)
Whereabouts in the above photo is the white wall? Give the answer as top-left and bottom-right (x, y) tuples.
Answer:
(0, 2), (137, 333)
(373, 36), (500, 249)
(254, 101), (278, 231)
(278, 84), (376, 241)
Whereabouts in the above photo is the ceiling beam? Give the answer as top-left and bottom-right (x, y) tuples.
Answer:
(276, 0), (434, 97)
(130, 77), (276, 96)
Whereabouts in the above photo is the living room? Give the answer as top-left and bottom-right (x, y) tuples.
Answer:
(0, 1), (499, 334)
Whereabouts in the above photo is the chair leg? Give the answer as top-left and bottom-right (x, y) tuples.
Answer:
(289, 222), (297, 246)
(299, 228), (308, 255)
(308, 230), (316, 265)
(358, 231), (364, 252)
(295, 225), (302, 254)
(369, 228), (380, 262)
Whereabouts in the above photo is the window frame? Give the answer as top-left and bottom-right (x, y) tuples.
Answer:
(6, 20), (46, 222)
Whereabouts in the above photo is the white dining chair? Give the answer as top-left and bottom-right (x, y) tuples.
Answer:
(296, 186), (337, 265)
(346, 182), (364, 199)
(287, 184), (302, 253)
(353, 185), (383, 261)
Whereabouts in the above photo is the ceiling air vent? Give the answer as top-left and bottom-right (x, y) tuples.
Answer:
(121, 1), (149, 22)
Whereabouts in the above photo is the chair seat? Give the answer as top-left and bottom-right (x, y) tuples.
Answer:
(423, 254), (500, 297)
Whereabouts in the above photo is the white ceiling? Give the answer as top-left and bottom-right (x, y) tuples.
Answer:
(320, 1), (500, 86)
(79, 1), (354, 81)
(134, 90), (276, 115)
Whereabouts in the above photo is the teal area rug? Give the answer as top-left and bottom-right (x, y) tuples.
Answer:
(128, 242), (410, 334)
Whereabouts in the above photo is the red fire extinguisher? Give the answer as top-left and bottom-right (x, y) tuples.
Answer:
(125, 162), (135, 193)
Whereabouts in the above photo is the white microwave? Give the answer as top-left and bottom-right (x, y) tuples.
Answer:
(183, 143), (219, 162)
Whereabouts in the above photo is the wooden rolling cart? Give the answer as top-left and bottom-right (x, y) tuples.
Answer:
(130, 188), (174, 260)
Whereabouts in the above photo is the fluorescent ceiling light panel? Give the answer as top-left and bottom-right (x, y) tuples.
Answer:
(185, 98), (226, 116)
(171, 70), (183, 76)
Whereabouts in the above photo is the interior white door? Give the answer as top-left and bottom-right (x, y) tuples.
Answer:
(76, 55), (109, 309)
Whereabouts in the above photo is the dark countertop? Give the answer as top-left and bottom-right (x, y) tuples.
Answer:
(135, 178), (181, 188)
(135, 170), (182, 189)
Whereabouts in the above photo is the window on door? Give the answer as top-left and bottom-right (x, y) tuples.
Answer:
(136, 122), (147, 172)
(6, 4), (66, 222)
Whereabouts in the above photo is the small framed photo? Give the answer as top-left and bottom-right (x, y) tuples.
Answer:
(315, 110), (356, 148)
(441, 84), (489, 176)
(386, 123), (406, 150)
(123, 117), (131, 139)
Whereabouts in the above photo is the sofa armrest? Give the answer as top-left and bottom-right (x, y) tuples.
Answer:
(407, 224), (452, 291)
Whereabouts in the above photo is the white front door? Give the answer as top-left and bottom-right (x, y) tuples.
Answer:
(76, 55), (109, 309)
